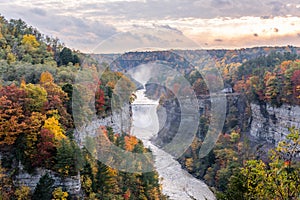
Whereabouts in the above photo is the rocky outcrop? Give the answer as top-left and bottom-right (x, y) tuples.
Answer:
(75, 103), (132, 145)
(13, 166), (81, 196)
(250, 103), (300, 144)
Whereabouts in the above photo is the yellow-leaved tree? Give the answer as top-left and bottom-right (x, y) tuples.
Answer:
(40, 71), (72, 129)
(52, 187), (68, 200)
(40, 71), (54, 84)
(21, 34), (40, 53)
(15, 186), (31, 200)
(43, 113), (66, 142)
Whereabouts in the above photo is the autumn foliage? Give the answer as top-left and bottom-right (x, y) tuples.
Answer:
(233, 59), (300, 106)
(0, 15), (167, 200)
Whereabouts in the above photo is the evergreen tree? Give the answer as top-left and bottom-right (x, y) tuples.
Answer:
(32, 173), (54, 200)
(55, 139), (82, 177)
(95, 161), (113, 199)
(59, 47), (73, 66)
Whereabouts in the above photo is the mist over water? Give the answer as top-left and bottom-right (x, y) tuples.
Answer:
(131, 89), (216, 200)
(132, 89), (159, 105)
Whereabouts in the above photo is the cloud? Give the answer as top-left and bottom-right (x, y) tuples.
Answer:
(193, 31), (300, 50)
(92, 25), (199, 53)
(6, 0), (299, 21)
(214, 39), (223, 42)
(267, 1), (285, 15)
(260, 16), (272, 19)
(72, 0), (300, 20)
(153, 24), (183, 35)
(0, 4), (118, 51)
(0, 3), (198, 53)
(3, 1), (300, 21)
(211, 0), (232, 7)
(30, 8), (47, 16)
(1, 0), (300, 52)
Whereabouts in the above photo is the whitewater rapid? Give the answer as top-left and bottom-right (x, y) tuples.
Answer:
(131, 89), (216, 200)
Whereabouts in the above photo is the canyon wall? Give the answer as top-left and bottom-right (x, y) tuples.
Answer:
(153, 93), (300, 148)
(153, 94), (250, 148)
(250, 103), (300, 144)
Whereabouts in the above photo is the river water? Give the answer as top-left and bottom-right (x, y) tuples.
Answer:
(131, 89), (216, 200)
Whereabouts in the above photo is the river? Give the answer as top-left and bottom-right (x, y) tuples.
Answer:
(131, 89), (216, 200)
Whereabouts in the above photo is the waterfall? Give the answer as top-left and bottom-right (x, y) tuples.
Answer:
(131, 89), (216, 200)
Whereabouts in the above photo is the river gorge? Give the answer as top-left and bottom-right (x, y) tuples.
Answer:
(131, 89), (215, 200)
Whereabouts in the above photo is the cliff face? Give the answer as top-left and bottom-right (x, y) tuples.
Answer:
(250, 103), (300, 144)
(153, 94), (250, 148)
(75, 103), (132, 145)
(0, 153), (82, 197)
(154, 93), (300, 148)
(14, 166), (81, 196)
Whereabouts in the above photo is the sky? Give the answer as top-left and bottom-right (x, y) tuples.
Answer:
(1, 0), (300, 53)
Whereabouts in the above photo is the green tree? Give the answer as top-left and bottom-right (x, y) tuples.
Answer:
(55, 139), (82, 177)
(95, 161), (115, 199)
(240, 128), (300, 200)
(216, 169), (247, 200)
(61, 83), (73, 115)
(32, 173), (54, 200)
(59, 47), (73, 66)
(264, 72), (281, 106)
(22, 82), (47, 112)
